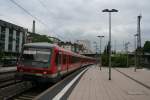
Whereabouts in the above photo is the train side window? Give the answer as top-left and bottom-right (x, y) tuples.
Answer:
(56, 52), (61, 66)
(73, 56), (76, 63)
(72, 56), (74, 63)
(71, 56), (73, 63)
(63, 54), (68, 64)
(55, 53), (59, 65)
(62, 54), (66, 64)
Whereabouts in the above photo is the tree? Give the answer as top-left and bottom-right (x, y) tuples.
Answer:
(29, 33), (52, 43)
(102, 43), (109, 66)
(143, 41), (150, 53)
(103, 42), (109, 54)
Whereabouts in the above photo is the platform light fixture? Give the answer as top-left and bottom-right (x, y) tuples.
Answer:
(102, 9), (118, 80)
(97, 35), (104, 70)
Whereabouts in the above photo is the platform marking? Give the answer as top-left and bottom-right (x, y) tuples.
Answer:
(115, 68), (150, 90)
(52, 68), (88, 100)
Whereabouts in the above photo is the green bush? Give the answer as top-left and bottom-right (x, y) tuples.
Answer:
(102, 54), (109, 66)
(102, 54), (133, 67)
(111, 54), (127, 67)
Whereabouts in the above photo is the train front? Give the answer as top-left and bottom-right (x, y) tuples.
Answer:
(16, 43), (56, 83)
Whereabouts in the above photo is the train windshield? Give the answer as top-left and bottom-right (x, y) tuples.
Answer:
(19, 47), (52, 68)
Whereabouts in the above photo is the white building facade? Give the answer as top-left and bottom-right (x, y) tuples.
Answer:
(76, 40), (92, 54)
(0, 20), (27, 53)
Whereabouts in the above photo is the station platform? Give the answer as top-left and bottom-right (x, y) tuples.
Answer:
(116, 67), (150, 88)
(0, 67), (16, 73)
(68, 66), (150, 100)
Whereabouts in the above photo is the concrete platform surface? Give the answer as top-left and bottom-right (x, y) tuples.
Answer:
(117, 67), (150, 87)
(0, 67), (16, 73)
(68, 66), (150, 100)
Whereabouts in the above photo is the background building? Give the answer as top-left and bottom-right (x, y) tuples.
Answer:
(59, 41), (75, 52)
(58, 41), (84, 53)
(48, 36), (61, 45)
(76, 40), (92, 54)
(0, 20), (27, 54)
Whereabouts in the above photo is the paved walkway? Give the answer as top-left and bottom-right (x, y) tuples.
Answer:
(68, 66), (150, 100)
(117, 67), (150, 87)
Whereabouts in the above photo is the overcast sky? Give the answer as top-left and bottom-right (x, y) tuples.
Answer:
(0, 0), (150, 52)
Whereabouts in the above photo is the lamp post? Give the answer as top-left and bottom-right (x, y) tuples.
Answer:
(97, 35), (104, 70)
(134, 34), (138, 72)
(102, 9), (118, 80)
(125, 42), (130, 67)
(93, 41), (98, 65)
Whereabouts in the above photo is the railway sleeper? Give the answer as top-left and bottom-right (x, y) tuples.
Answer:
(0, 81), (33, 100)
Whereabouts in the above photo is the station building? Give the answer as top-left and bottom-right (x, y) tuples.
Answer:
(0, 20), (27, 54)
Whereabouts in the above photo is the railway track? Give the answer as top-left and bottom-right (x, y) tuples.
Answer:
(11, 84), (52, 100)
(0, 71), (19, 88)
(0, 69), (52, 100)
(0, 79), (22, 89)
(0, 72), (16, 82)
(34, 66), (89, 100)
(0, 70), (33, 99)
(0, 65), (90, 100)
(0, 81), (33, 100)
(0, 72), (54, 100)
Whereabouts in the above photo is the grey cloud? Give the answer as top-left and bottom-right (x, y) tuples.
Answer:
(0, 0), (150, 52)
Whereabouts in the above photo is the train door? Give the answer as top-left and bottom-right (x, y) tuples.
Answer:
(65, 54), (68, 72)
(67, 54), (69, 72)
(55, 51), (61, 73)
(61, 52), (64, 73)
(62, 52), (67, 74)
(59, 51), (63, 71)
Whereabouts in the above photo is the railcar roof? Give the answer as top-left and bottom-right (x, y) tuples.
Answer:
(24, 43), (74, 53)
(24, 42), (95, 59)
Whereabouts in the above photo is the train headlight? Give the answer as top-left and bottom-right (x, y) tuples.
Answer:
(43, 71), (47, 74)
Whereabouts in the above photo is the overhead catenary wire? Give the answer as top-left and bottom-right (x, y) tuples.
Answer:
(9, 0), (47, 27)
(9, 0), (65, 41)
(37, 0), (54, 16)
(38, 0), (76, 41)
(36, 0), (66, 40)
(37, 0), (73, 41)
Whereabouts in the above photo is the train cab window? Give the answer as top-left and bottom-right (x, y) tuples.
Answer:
(20, 47), (52, 68)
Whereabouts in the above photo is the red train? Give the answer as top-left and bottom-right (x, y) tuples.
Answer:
(16, 43), (96, 83)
